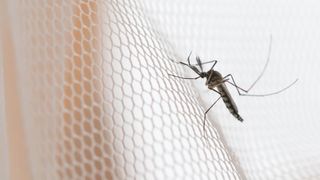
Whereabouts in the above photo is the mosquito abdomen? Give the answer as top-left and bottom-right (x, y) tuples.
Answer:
(233, 112), (244, 122)
(218, 84), (244, 122)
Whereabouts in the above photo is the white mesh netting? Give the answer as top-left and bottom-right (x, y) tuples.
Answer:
(2, 0), (320, 180)
(6, 0), (241, 179)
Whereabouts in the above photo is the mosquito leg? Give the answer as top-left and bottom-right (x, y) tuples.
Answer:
(223, 74), (298, 97)
(207, 88), (223, 99)
(203, 94), (221, 140)
(169, 58), (190, 67)
(209, 61), (218, 71)
(223, 74), (248, 95)
(223, 73), (266, 97)
(222, 35), (296, 97)
(221, 35), (274, 95)
(168, 73), (200, 80)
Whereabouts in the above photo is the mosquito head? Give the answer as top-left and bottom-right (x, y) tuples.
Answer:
(199, 72), (208, 78)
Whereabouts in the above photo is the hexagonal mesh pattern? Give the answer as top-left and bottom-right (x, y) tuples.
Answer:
(8, 0), (241, 179)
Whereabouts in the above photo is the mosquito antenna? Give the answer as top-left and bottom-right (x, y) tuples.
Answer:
(247, 34), (273, 92)
(226, 78), (298, 97)
(168, 73), (201, 80)
(167, 54), (201, 75)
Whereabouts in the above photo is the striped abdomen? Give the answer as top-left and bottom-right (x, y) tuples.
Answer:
(217, 83), (244, 122)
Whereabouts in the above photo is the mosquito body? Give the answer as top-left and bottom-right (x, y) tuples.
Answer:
(168, 36), (298, 133)
(205, 70), (244, 122)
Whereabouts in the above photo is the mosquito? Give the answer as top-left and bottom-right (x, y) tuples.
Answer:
(168, 36), (298, 134)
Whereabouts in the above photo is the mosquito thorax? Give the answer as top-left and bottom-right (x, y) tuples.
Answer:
(208, 70), (222, 78)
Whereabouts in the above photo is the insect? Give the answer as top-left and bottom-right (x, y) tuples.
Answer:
(168, 36), (298, 134)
